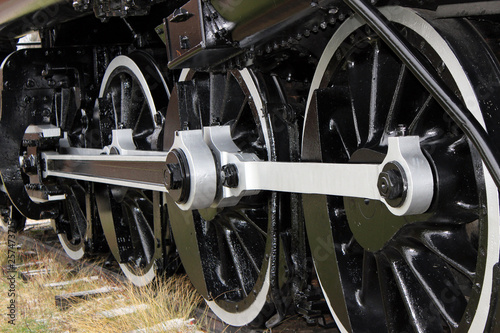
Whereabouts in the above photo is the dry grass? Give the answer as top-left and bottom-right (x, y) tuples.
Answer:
(0, 231), (204, 332)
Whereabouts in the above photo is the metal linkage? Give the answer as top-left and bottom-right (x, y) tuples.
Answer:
(43, 129), (169, 193)
(43, 153), (168, 192)
(171, 126), (434, 216)
(41, 125), (434, 216)
(21, 125), (66, 203)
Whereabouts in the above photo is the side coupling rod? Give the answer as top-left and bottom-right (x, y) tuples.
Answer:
(38, 125), (434, 217)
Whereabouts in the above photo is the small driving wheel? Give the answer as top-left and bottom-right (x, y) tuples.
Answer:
(303, 8), (500, 332)
(95, 52), (173, 286)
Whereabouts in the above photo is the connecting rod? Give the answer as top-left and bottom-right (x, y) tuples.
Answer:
(39, 126), (434, 216)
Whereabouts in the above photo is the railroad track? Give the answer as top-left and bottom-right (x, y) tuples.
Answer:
(2, 220), (339, 333)
(12, 221), (125, 283)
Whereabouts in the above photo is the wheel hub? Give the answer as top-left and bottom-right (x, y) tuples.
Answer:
(345, 197), (411, 252)
(345, 149), (411, 252)
(377, 161), (407, 206)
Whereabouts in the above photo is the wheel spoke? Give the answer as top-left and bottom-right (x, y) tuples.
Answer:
(376, 255), (412, 333)
(191, 217), (227, 297)
(418, 226), (477, 280)
(317, 86), (359, 160)
(399, 244), (467, 329)
(122, 205), (145, 262)
(120, 74), (132, 127)
(214, 222), (239, 292)
(209, 72), (229, 123)
(367, 40), (382, 144)
(224, 73), (252, 127)
(66, 188), (86, 240)
(234, 208), (267, 237)
(346, 47), (372, 147)
(231, 95), (250, 136)
(124, 197), (155, 265)
(384, 64), (408, 135)
(358, 251), (382, 306)
(133, 102), (156, 150)
(346, 40), (403, 146)
(408, 93), (433, 135)
(223, 228), (253, 297)
(229, 217), (265, 273)
(110, 90), (119, 129)
(387, 249), (444, 333)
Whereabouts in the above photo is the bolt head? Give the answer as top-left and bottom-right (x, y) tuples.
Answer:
(221, 164), (239, 188)
(165, 163), (183, 191)
(377, 168), (404, 201)
(165, 149), (190, 203)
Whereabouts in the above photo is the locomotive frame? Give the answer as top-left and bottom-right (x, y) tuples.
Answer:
(0, 0), (500, 331)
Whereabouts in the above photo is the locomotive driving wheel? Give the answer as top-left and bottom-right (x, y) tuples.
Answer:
(303, 7), (500, 333)
(95, 53), (172, 286)
(167, 69), (276, 327)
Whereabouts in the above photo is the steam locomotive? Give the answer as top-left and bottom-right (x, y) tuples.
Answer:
(1, 0), (500, 331)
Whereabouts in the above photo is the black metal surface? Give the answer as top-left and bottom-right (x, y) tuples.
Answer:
(211, 0), (311, 45)
(0, 191), (26, 232)
(55, 182), (88, 255)
(0, 0), (498, 330)
(73, 0), (164, 18)
(165, 0), (237, 69)
(303, 13), (500, 332)
(0, 1), (79, 43)
(0, 47), (95, 219)
(343, 0), (500, 190)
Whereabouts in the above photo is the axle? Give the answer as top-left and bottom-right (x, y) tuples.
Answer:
(35, 125), (434, 216)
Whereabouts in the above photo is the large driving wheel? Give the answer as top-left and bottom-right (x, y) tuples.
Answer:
(95, 53), (173, 286)
(303, 7), (500, 332)
(167, 69), (276, 326)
